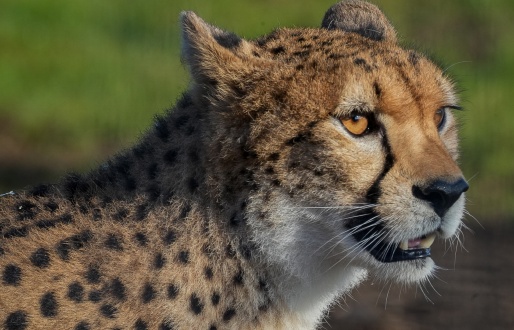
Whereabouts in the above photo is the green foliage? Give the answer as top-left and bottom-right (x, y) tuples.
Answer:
(0, 0), (512, 219)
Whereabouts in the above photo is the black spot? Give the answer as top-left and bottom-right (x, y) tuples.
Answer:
(154, 116), (170, 142)
(114, 155), (133, 177)
(112, 208), (128, 221)
(135, 319), (148, 330)
(5, 311), (28, 330)
(78, 204), (88, 215)
(408, 51), (420, 66)
(3, 226), (28, 239)
(142, 283), (156, 303)
(147, 163), (159, 180)
(233, 269), (244, 286)
(133, 142), (154, 159)
(40, 292), (58, 317)
(270, 46), (285, 55)
(163, 149), (178, 165)
(100, 196), (113, 207)
(354, 58), (367, 66)
(88, 290), (102, 303)
(0, 246), (4, 256)
(123, 176), (137, 192)
(286, 132), (310, 146)
(226, 244), (236, 259)
(159, 322), (173, 330)
(259, 302), (270, 312)
(264, 166), (275, 175)
(100, 304), (117, 318)
(242, 149), (257, 159)
(30, 248), (50, 268)
(209, 326), (217, 330)
(174, 114), (190, 129)
(188, 150), (199, 163)
(268, 153), (280, 161)
(62, 173), (89, 201)
(35, 219), (56, 230)
(223, 308), (236, 322)
(271, 179), (281, 186)
(92, 208), (102, 220)
(211, 292), (220, 306)
(167, 284), (179, 299)
(135, 203), (150, 221)
(179, 203), (192, 219)
(154, 253), (166, 269)
(190, 294), (203, 315)
(146, 184), (161, 202)
(135, 232), (148, 246)
(188, 177), (199, 193)
(68, 282), (85, 302)
(292, 50), (310, 58)
(214, 31), (241, 49)
(185, 125), (196, 136)
(163, 230), (176, 245)
(60, 213), (74, 224)
(204, 267), (213, 280)
(3, 264), (22, 285)
(178, 251), (189, 264)
(240, 244), (252, 260)
(74, 321), (90, 330)
(70, 230), (93, 249)
(110, 278), (126, 300)
(373, 81), (382, 97)
(15, 200), (38, 220)
(85, 265), (101, 283)
(44, 201), (59, 212)
(258, 279), (269, 292)
(56, 241), (70, 260)
(295, 64), (304, 70)
(105, 233), (123, 251)
(229, 213), (241, 227)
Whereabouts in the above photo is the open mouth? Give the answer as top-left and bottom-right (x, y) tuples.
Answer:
(375, 233), (436, 262)
(348, 214), (437, 263)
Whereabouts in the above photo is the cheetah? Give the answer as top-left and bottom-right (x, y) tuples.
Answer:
(0, 1), (469, 329)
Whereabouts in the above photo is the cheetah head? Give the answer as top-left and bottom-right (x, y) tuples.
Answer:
(180, 0), (468, 289)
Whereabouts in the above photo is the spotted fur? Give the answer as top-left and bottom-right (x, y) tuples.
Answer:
(0, 1), (468, 329)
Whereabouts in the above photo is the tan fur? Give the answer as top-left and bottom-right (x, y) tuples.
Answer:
(0, 1), (467, 329)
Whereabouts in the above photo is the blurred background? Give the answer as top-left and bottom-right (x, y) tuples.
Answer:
(1, 0), (512, 329)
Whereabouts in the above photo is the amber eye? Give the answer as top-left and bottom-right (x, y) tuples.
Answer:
(434, 108), (446, 129)
(340, 114), (370, 136)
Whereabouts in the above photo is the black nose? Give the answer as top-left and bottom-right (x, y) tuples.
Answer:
(412, 178), (469, 217)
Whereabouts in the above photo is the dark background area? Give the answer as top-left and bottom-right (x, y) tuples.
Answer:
(1, 1), (513, 329)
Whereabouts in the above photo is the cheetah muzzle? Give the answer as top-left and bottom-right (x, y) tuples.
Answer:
(1, 1), (469, 329)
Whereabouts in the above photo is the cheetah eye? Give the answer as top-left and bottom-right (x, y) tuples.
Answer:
(340, 113), (372, 136)
(434, 107), (446, 130)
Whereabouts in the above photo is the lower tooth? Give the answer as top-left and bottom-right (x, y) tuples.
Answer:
(420, 233), (436, 248)
(399, 240), (408, 250)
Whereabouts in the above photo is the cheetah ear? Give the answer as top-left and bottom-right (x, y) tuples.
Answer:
(180, 11), (253, 87)
(321, 0), (397, 43)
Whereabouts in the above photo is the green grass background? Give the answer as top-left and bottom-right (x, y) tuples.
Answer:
(0, 0), (512, 220)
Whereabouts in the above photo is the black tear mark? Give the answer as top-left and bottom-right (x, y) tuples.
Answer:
(365, 131), (394, 204)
